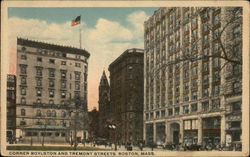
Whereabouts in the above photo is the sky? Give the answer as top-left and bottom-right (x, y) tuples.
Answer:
(8, 7), (158, 111)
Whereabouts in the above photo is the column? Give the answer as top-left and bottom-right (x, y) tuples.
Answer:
(197, 117), (203, 145)
(220, 115), (226, 145)
(143, 123), (146, 142)
(153, 122), (156, 143)
(166, 122), (172, 143)
(165, 121), (169, 144)
(179, 120), (184, 144)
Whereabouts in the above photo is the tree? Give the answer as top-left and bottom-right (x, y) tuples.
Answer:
(65, 97), (89, 150)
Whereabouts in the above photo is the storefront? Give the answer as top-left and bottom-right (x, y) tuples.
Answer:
(145, 123), (153, 145)
(202, 117), (221, 146)
(183, 119), (198, 146)
(156, 122), (165, 146)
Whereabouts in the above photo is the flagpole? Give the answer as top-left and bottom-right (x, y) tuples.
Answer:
(79, 15), (82, 49)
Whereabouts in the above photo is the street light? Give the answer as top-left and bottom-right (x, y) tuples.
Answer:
(108, 124), (117, 151)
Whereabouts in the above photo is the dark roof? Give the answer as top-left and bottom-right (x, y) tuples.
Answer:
(109, 48), (144, 70)
(17, 38), (90, 58)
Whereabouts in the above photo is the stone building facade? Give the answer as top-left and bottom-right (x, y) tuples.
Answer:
(7, 74), (16, 141)
(16, 38), (90, 144)
(143, 7), (242, 148)
(109, 48), (144, 144)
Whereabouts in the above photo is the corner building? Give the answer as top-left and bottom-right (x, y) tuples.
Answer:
(109, 49), (144, 144)
(16, 38), (90, 144)
(143, 7), (242, 147)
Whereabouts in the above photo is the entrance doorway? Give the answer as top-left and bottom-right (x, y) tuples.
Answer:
(170, 123), (180, 145)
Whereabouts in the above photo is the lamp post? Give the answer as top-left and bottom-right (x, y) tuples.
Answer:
(108, 124), (117, 151)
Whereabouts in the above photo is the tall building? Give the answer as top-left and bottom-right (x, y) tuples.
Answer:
(143, 7), (242, 147)
(16, 38), (90, 144)
(109, 48), (144, 144)
(98, 70), (111, 138)
(7, 74), (16, 141)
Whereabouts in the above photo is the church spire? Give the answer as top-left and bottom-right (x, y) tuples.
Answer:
(100, 70), (109, 86)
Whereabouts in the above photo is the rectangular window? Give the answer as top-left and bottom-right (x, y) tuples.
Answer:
(203, 75), (209, 85)
(61, 91), (66, 99)
(183, 105), (189, 114)
(61, 81), (66, 89)
(37, 89), (42, 97)
(21, 88), (26, 95)
(202, 101), (209, 111)
(175, 107), (180, 115)
(49, 80), (54, 88)
(49, 59), (55, 64)
(61, 61), (66, 65)
(168, 109), (173, 116)
(203, 88), (209, 97)
(191, 79), (198, 88)
(203, 62), (209, 72)
(36, 68), (42, 76)
(21, 77), (26, 85)
(191, 103), (198, 112)
(49, 90), (54, 98)
(213, 58), (220, 67)
(212, 85), (220, 95)
(75, 72), (81, 80)
(233, 82), (241, 93)
(20, 66), (27, 74)
(213, 71), (220, 82)
(36, 79), (42, 86)
(21, 55), (27, 60)
(232, 101), (241, 111)
(75, 82), (80, 90)
(49, 69), (55, 77)
(161, 110), (165, 118)
(191, 91), (197, 100)
(61, 71), (67, 79)
(212, 99), (220, 109)
(75, 63), (81, 67)
(37, 57), (42, 62)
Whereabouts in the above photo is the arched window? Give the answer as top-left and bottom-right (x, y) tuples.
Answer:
(47, 110), (51, 117)
(21, 109), (26, 116)
(52, 110), (56, 117)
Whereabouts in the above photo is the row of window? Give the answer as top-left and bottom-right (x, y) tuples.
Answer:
(20, 109), (67, 118)
(20, 55), (83, 67)
(145, 99), (221, 120)
(25, 131), (66, 137)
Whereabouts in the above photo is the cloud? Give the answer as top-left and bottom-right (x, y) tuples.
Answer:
(8, 10), (149, 111)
